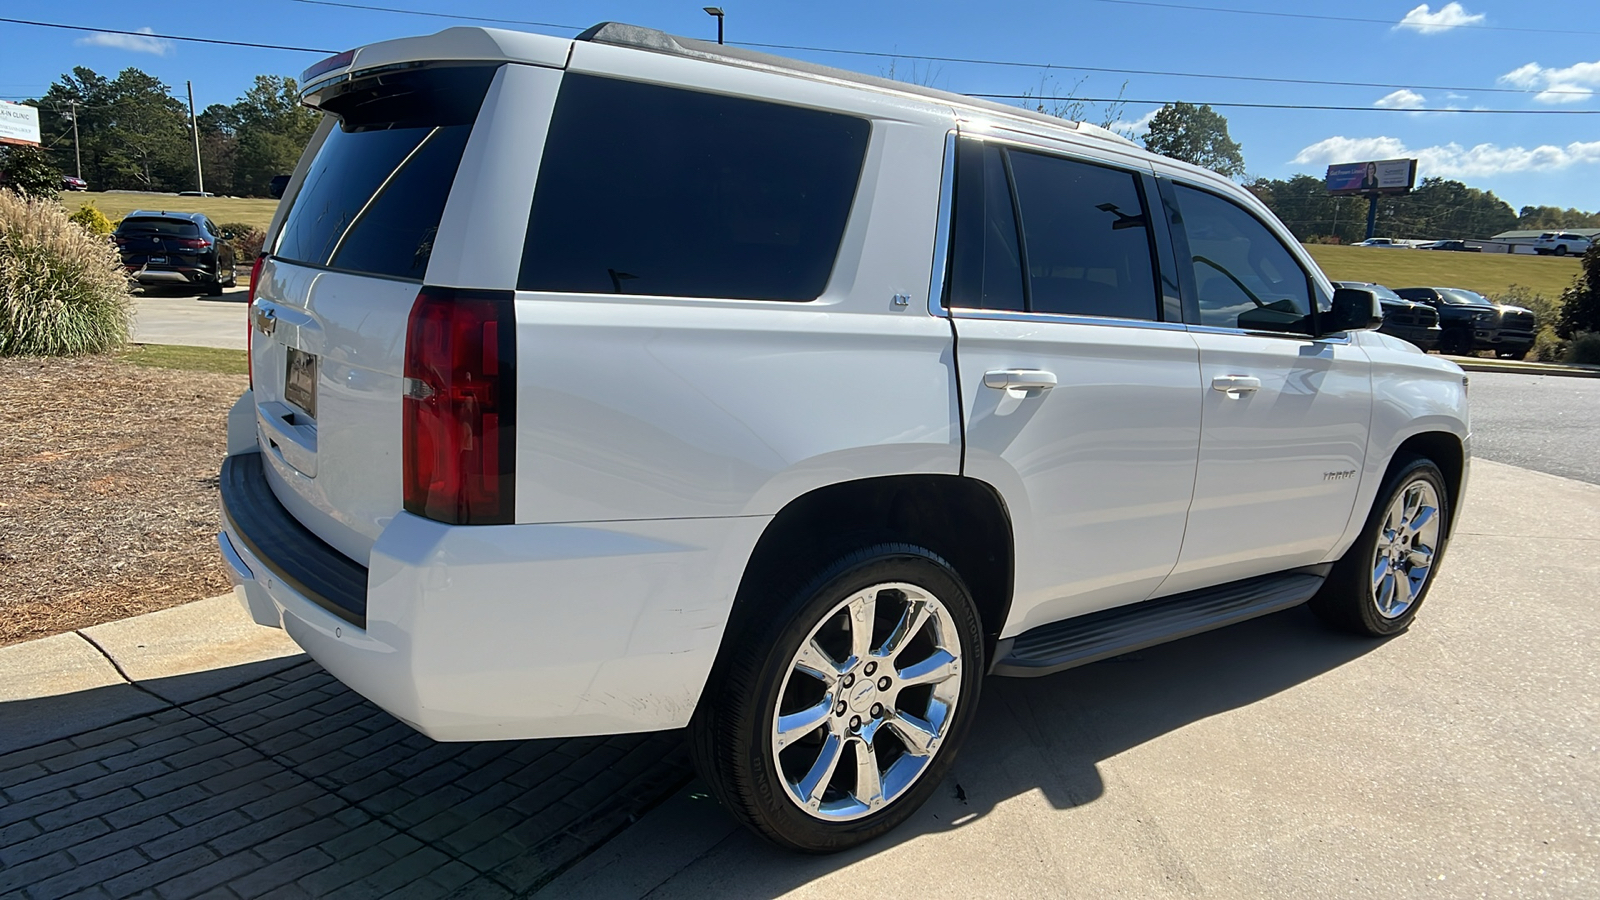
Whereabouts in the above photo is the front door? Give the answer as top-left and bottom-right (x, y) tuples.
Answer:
(1156, 181), (1371, 596)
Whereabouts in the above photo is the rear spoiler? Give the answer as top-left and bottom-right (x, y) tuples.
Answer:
(299, 27), (570, 105)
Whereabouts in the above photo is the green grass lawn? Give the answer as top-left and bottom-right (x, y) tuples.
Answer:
(120, 343), (248, 375)
(62, 192), (280, 232)
(1304, 244), (1582, 301)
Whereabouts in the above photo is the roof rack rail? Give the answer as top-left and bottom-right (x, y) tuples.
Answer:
(574, 21), (1134, 147)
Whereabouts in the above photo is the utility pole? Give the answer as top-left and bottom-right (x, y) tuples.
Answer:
(69, 100), (81, 179)
(186, 80), (205, 195)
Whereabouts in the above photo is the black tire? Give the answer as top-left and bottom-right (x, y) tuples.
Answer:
(223, 264), (237, 289)
(1440, 328), (1471, 356)
(689, 543), (984, 853)
(204, 278), (224, 297)
(1555, 246), (1569, 257)
(1310, 456), (1450, 637)
(1501, 347), (1528, 361)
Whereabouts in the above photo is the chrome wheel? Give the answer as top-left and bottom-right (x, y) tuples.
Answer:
(1372, 478), (1441, 619)
(770, 582), (963, 822)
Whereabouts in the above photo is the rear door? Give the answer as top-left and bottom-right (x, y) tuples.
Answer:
(249, 62), (516, 563)
(949, 134), (1204, 636)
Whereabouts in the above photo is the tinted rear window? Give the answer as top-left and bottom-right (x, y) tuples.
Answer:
(519, 75), (870, 301)
(118, 218), (199, 237)
(272, 65), (497, 281)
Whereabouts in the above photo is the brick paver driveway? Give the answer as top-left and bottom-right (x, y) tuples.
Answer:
(0, 660), (691, 899)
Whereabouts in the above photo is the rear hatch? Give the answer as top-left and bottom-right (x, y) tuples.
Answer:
(115, 217), (209, 270)
(249, 63), (500, 564)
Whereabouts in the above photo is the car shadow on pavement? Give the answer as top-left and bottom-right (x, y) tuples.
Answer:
(556, 605), (1391, 898)
(0, 657), (692, 899)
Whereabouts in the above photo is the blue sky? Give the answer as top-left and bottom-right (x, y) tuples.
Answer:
(4, 1), (1599, 211)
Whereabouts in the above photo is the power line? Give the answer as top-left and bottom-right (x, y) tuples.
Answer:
(285, 0), (577, 31)
(282, 0), (1593, 97)
(1084, 0), (1600, 37)
(0, 17), (334, 53)
(971, 94), (1600, 114)
(740, 40), (1594, 98)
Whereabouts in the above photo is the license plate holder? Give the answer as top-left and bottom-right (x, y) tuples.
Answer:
(285, 348), (318, 418)
(148, 256), (167, 265)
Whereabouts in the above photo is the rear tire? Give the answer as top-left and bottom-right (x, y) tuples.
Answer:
(1440, 329), (1471, 356)
(1555, 246), (1569, 257)
(204, 278), (224, 297)
(689, 543), (984, 853)
(1310, 456), (1449, 637)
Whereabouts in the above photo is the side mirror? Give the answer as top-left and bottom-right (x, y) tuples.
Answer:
(1322, 288), (1385, 336)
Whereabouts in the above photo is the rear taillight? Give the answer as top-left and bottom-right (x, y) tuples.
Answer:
(177, 238), (211, 249)
(247, 256), (267, 389)
(402, 287), (517, 526)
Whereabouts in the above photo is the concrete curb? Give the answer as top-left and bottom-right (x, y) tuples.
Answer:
(0, 593), (304, 754)
(1444, 355), (1600, 378)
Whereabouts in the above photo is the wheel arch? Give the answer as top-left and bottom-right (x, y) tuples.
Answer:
(723, 474), (1016, 670)
(1393, 430), (1466, 531)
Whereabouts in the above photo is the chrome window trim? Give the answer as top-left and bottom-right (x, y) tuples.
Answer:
(947, 307), (1189, 332)
(927, 129), (957, 317)
(1184, 323), (1351, 344)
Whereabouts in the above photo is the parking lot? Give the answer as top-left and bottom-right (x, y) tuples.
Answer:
(3, 372), (1597, 898)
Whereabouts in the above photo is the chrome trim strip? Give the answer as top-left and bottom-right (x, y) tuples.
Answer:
(948, 307), (1188, 332)
(1184, 323), (1352, 344)
(927, 129), (957, 317)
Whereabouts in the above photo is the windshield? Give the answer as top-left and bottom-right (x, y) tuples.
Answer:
(1438, 288), (1491, 306)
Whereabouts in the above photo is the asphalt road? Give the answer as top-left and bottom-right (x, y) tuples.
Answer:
(1466, 370), (1600, 485)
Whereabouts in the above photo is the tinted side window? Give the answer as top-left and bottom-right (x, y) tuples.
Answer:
(947, 140), (1024, 311)
(1009, 150), (1159, 320)
(520, 75), (870, 301)
(1173, 184), (1312, 334)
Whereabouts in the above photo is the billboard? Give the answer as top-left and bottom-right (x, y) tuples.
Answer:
(0, 101), (42, 147)
(1326, 158), (1416, 196)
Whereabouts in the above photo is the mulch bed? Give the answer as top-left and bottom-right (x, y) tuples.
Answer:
(0, 355), (246, 646)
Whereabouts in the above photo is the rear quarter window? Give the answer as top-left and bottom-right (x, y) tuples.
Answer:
(519, 75), (871, 301)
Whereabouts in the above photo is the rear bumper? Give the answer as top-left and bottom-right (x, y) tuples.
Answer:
(218, 451), (768, 741)
(125, 265), (217, 286)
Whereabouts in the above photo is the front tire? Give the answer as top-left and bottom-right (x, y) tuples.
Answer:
(689, 544), (984, 853)
(1311, 456), (1449, 637)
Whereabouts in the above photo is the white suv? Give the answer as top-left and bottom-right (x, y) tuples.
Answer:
(1533, 232), (1593, 257)
(219, 22), (1471, 853)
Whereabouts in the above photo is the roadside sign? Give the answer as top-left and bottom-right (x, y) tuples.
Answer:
(1326, 158), (1417, 196)
(0, 100), (42, 147)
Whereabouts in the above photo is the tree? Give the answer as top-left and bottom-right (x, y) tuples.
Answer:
(1518, 205), (1600, 230)
(35, 67), (189, 192)
(1020, 74), (1129, 131)
(1556, 244), (1600, 338)
(0, 144), (62, 199)
(231, 76), (318, 196)
(1142, 102), (1244, 178)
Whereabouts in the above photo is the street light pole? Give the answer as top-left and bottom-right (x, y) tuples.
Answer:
(186, 80), (204, 195)
(703, 7), (724, 44)
(69, 100), (81, 180)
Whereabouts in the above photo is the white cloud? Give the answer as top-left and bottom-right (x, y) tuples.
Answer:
(1498, 60), (1600, 104)
(1396, 3), (1485, 35)
(1292, 135), (1600, 179)
(74, 27), (172, 57)
(1374, 89), (1427, 109)
(1108, 108), (1158, 138)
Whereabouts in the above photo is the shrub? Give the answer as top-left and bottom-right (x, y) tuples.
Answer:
(1566, 332), (1600, 366)
(218, 222), (266, 262)
(0, 145), (61, 200)
(1531, 326), (1567, 363)
(68, 202), (115, 237)
(0, 189), (132, 356)
(1556, 244), (1600, 338)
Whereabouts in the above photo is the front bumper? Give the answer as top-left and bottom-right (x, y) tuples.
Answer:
(217, 451), (768, 742)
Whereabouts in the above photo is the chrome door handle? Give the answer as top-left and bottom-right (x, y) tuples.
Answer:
(1211, 375), (1261, 396)
(983, 369), (1057, 392)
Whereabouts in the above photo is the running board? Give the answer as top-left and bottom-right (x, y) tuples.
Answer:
(991, 570), (1328, 678)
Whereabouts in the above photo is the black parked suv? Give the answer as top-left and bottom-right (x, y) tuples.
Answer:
(1394, 286), (1535, 359)
(1333, 281), (1441, 351)
(113, 211), (238, 296)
